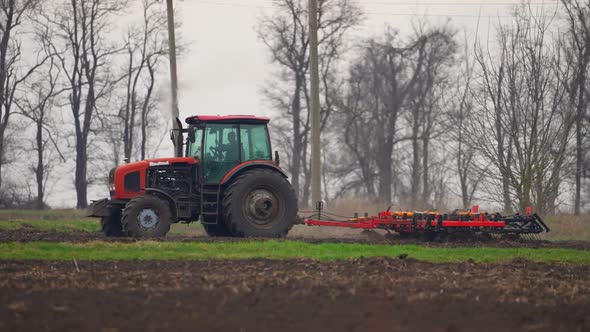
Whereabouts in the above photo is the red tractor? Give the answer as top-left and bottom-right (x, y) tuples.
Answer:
(87, 115), (298, 238)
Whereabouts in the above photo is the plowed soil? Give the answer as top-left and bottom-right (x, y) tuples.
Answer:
(1, 258), (589, 332)
(2, 225), (590, 250)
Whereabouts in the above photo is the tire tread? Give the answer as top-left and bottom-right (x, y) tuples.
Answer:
(122, 195), (172, 238)
(222, 168), (297, 237)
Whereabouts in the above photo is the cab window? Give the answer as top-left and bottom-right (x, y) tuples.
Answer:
(203, 124), (239, 183)
(187, 126), (203, 159)
(240, 124), (271, 161)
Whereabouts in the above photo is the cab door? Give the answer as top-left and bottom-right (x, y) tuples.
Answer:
(203, 123), (240, 183)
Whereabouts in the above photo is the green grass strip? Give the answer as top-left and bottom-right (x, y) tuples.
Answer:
(0, 220), (201, 235)
(0, 220), (100, 233)
(0, 241), (589, 264)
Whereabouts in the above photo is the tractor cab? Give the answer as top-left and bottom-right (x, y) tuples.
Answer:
(184, 115), (272, 183)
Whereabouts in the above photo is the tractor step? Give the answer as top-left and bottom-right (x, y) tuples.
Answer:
(200, 185), (222, 225)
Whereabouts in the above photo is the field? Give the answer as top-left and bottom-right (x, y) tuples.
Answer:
(1, 209), (590, 331)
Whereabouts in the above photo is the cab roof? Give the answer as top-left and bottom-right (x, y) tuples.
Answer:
(185, 115), (270, 124)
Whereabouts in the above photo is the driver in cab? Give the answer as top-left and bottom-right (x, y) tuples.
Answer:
(216, 131), (239, 161)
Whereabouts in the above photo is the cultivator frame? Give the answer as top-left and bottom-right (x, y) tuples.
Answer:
(303, 205), (550, 238)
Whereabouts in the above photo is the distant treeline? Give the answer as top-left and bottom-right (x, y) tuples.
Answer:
(259, 0), (590, 215)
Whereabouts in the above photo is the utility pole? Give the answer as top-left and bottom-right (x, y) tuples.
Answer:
(166, 0), (181, 156)
(309, 0), (322, 205)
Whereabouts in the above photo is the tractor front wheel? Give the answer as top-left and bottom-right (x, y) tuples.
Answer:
(222, 168), (297, 237)
(122, 195), (172, 238)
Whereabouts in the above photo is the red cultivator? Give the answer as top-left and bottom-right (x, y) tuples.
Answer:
(303, 205), (550, 239)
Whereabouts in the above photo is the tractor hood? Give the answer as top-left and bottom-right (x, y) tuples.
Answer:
(118, 157), (197, 172)
(110, 157), (197, 199)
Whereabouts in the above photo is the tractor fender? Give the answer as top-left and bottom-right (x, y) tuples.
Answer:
(144, 188), (178, 222)
(220, 161), (288, 185)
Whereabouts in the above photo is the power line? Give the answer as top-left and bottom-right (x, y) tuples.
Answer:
(181, 0), (273, 9)
(181, 0), (560, 6)
(362, 1), (560, 5)
(366, 12), (557, 18)
(181, 0), (559, 18)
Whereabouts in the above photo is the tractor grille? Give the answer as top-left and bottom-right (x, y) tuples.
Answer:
(146, 166), (194, 195)
(146, 165), (199, 220)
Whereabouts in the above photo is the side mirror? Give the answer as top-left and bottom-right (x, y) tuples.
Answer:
(274, 150), (280, 166)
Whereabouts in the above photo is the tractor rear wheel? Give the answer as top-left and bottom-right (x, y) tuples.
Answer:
(222, 168), (297, 237)
(100, 208), (125, 237)
(122, 195), (172, 238)
(201, 215), (231, 237)
(202, 222), (233, 237)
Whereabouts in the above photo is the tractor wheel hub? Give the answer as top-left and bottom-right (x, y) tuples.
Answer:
(137, 208), (159, 229)
(245, 189), (278, 225)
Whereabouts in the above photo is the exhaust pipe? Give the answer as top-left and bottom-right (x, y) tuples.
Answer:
(171, 117), (184, 157)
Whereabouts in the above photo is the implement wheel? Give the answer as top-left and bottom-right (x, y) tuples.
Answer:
(222, 168), (297, 237)
(122, 195), (172, 238)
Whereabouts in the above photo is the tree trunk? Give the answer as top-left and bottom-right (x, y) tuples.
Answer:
(36, 121), (44, 209)
(376, 154), (392, 204)
(502, 154), (512, 213)
(362, 161), (376, 198)
(75, 143), (88, 209)
(422, 136), (429, 208)
(140, 110), (147, 160)
(76, 87), (95, 209)
(0, 4), (13, 192)
(457, 130), (469, 209)
(376, 127), (394, 204)
(410, 129), (421, 209)
(496, 110), (512, 213)
(0, 136), (3, 190)
(0, 115), (11, 191)
(123, 53), (133, 160)
(574, 69), (585, 214)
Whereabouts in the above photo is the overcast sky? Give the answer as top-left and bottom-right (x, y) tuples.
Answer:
(173, 0), (559, 120)
(49, 0), (561, 207)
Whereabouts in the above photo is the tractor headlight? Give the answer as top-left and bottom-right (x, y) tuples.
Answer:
(108, 168), (116, 193)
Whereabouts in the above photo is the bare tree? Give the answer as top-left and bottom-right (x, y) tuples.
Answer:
(332, 58), (379, 199)
(471, 22), (514, 212)
(115, 0), (168, 163)
(139, 54), (162, 160)
(405, 25), (456, 209)
(336, 28), (437, 205)
(257, 0), (361, 206)
(0, 0), (44, 190)
(471, 8), (574, 214)
(39, 0), (126, 208)
(17, 57), (65, 209)
(561, 0), (590, 214)
(447, 34), (484, 209)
